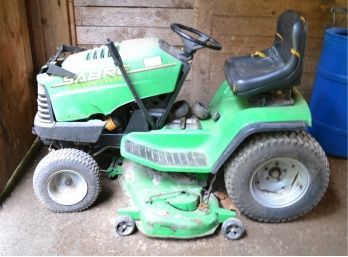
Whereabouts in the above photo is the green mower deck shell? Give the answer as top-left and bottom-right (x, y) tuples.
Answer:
(120, 82), (312, 173)
(37, 38), (182, 121)
(118, 160), (236, 238)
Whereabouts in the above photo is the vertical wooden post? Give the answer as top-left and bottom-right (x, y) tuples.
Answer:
(68, 0), (77, 45)
(26, 0), (72, 72)
(25, 0), (47, 73)
(0, 0), (35, 193)
(191, 0), (213, 105)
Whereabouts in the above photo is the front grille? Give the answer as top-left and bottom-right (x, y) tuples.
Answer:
(37, 84), (52, 123)
(86, 46), (111, 61)
(125, 140), (207, 167)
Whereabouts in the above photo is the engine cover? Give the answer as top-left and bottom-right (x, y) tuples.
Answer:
(37, 38), (183, 122)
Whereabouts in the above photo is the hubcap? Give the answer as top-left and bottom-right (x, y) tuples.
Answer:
(117, 222), (133, 235)
(227, 225), (242, 239)
(249, 157), (310, 208)
(47, 170), (88, 206)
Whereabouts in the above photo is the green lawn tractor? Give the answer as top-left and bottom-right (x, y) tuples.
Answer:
(32, 10), (330, 240)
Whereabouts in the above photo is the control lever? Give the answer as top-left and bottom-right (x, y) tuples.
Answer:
(106, 39), (155, 129)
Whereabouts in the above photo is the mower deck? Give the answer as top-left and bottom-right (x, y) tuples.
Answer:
(117, 160), (236, 239)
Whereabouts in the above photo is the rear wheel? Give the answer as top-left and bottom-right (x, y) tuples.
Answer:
(224, 131), (330, 222)
(33, 148), (101, 212)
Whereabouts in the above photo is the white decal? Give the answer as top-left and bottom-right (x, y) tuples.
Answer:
(144, 56), (162, 68)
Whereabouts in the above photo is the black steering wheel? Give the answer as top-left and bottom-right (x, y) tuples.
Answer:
(170, 23), (222, 51)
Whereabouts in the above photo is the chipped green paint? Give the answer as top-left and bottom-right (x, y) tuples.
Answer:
(117, 160), (236, 238)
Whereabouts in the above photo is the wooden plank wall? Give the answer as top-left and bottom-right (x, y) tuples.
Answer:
(0, 0), (72, 194)
(194, 0), (337, 103)
(0, 0), (35, 192)
(333, 0), (348, 27)
(72, 0), (343, 104)
(73, 0), (195, 101)
(74, 0), (194, 46)
(26, 0), (72, 73)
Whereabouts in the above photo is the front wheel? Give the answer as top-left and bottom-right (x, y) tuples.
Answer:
(221, 218), (245, 240)
(115, 216), (136, 236)
(224, 131), (330, 222)
(33, 148), (101, 212)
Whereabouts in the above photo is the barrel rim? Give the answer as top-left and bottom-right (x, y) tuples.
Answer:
(325, 28), (348, 40)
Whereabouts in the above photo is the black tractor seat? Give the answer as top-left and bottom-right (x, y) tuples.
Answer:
(224, 10), (307, 97)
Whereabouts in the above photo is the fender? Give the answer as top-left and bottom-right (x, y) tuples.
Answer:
(120, 83), (311, 174)
(211, 121), (308, 174)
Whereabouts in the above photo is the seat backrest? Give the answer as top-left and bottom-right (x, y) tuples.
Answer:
(273, 10), (307, 68)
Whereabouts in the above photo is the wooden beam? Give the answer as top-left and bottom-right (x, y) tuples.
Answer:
(277, 0), (330, 19)
(76, 26), (183, 45)
(25, 0), (47, 72)
(0, 0), (35, 192)
(213, 0), (277, 17)
(190, 0), (214, 104)
(75, 7), (193, 27)
(74, 0), (195, 8)
(213, 0), (330, 19)
(39, 0), (72, 58)
(26, 0), (72, 69)
(68, 0), (77, 45)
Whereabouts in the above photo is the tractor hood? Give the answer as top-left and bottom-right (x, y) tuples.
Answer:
(37, 38), (183, 122)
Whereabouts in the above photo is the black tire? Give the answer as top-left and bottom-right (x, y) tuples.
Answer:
(224, 131), (330, 222)
(191, 102), (210, 120)
(33, 148), (101, 212)
(115, 216), (136, 236)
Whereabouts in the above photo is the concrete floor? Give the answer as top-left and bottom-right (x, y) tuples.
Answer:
(0, 149), (347, 255)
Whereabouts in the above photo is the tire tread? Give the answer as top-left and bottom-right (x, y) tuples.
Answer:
(33, 148), (100, 213)
(224, 130), (330, 223)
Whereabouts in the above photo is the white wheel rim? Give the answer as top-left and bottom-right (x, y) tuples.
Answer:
(249, 157), (310, 208)
(47, 170), (88, 206)
(226, 224), (243, 239)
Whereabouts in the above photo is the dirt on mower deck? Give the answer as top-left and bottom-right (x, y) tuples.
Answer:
(0, 149), (347, 255)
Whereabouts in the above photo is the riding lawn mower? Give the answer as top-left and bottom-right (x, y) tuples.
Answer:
(32, 10), (330, 240)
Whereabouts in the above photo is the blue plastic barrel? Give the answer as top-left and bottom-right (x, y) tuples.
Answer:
(309, 28), (348, 158)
